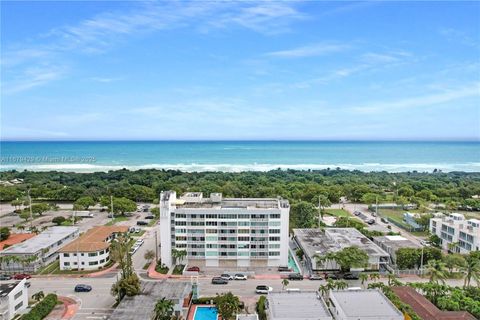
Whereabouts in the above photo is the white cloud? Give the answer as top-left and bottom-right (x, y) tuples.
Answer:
(351, 83), (480, 114)
(266, 43), (349, 58)
(2, 65), (66, 94)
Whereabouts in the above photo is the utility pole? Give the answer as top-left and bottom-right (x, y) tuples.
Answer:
(318, 196), (322, 227)
(420, 246), (424, 275)
(110, 195), (114, 223)
(155, 230), (159, 262)
(375, 195), (378, 222)
(28, 189), (33, 230)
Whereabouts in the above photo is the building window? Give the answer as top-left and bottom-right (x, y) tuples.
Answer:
(14, 291), (23, 300)
(63, 253), (70, 257)
(89, 261), (99, 266)
(64, 262), (70, 266)
(14, 301), (23, 311)
(88, 252), (98, 257)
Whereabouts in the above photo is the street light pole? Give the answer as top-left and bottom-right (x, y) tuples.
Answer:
(155, 230), (159, 262)
(28, 189), (33, 230)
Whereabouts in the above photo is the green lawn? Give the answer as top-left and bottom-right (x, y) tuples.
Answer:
(131, 230), (146, 237)
(148, 218), (159, 227)
(38, 260), (115, 275)
(105, 216), (129, 226)
(324, 209), (351, 217)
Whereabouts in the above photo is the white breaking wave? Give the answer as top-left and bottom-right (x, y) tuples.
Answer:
(1, 162), (480, 173)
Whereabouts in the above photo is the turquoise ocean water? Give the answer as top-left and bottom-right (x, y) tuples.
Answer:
(0, 141), (479, 172)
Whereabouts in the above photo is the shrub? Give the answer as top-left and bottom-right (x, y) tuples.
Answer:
(192, 296), (216, 304)
(256, 296), (267, 320)
(21, 293), (58, 320)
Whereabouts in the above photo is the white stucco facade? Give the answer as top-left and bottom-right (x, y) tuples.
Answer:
(0, 279), (28, 320)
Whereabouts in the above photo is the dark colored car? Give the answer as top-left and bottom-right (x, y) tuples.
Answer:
(0, 274), (12, 280)
(136, 221), (148, 226)
(187, 266), (200, 272)
(324, 273), (339, 280)
(309, 274), (323, 280)
(288, 273), (303, 280)
(353, 211), (362, 216)
(145, 215), (155, 219)
(74, 284), (92, 292)
(13, 274), (31, 280)
(366, 219), (375, 225)
(211, 277), (228, 285)
(277, 266), (292, 272)
(343, 273), (359, 280)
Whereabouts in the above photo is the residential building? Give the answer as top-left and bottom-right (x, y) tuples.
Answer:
(293, 228), (390, 272)
(266, 291), (332, 320)
(392, 286), (476, 320)
(329, 289), (403, 320)
(111, 281), (191, 320)
(429, 213), (480, 253)
(373, 235), (421, 265)
(0, 227), (79, 273)
(159, 191), (290, 268)
(59, 226), (128, 271)
(0, 279), (28, 320)
(403, 212), (424, 231)
(0, 234), (35, 251)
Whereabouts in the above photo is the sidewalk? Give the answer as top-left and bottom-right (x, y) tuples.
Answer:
(45, 296), (79, 320)
(34, 263), (118, 279)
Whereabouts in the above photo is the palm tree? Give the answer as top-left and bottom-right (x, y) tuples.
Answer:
(447, 242), (459, 253)
(325, 279), (336, 291)
(151, 297), (174, 320)
(359, 273), (369, 289)
(369, 272), (380, 282)
(461, 254), (480, 288)
(334, 280), (348, 290)
(281, 279), (289, 290)
(387, 273), (401, 287)
(17, 225), (26, 233)
(32, 291), (45, 302)
(425, 259), (448, 285)
(318, 285), (330, 306)
(215, 292), (240, 320)
(176, 250), (186, 265)
(144, 250), (155, 262)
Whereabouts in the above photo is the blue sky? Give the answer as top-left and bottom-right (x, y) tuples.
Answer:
(1, 1), (479, 141)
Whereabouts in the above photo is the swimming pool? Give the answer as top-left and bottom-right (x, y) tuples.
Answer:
(194, 306), (218, 320)
(288, 251), (301, 273)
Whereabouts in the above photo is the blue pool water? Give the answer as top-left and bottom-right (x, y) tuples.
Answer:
(288, 252), (300, 273)
(194, 306), (218, 320)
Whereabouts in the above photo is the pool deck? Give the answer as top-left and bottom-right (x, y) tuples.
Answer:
(187, 305), (220, 320)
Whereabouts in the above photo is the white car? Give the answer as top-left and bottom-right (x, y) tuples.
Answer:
(255, 285), (273, 294)
(220, 274), (234, 281)
(135, 239), (144, 246)
(234, 274), (247, 280)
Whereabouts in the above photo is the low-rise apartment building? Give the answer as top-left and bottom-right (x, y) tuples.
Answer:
(293, 228), (390, 272)
(373, 235), (421, 266)
(0, 280), (28, 320)
(429, 213), (480, 254)
(159, 191), (290, 268)
(59, 226), (128, 271)
(0, 227), (79, 273)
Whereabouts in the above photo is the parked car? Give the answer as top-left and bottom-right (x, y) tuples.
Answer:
(366, 219), (375, 225)
(234, 274), (247, 280)
(220, 274), (233, 281)
(211, 277), (228, 285)
(129, 226), (141, 233)
(324, 273), (339, 280)
(381, 218), (389, 224)
(107, 213), (114, 218)
(13, 274), (31, 280)
(255, 285), (273, 294)
(137, 221), (148, 226)
(288, 273), (303, 280)
(277, 266), (292, 272)
(309, 274), (323, 280)
(0, 274), (12, 281)
(74, 284), (92, 292)
(135, 239), (144, 246)
(145, 215), (155, 220)
(186, 266), (200, 272)
(343, 273), (359, 280)
(353, 211), (362, 216)
(129, 246), (139, 255)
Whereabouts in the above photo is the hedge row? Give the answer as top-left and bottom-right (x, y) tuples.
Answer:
(21, 293), (58, 320)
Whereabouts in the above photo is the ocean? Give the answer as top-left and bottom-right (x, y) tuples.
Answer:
(0, 141), (479, 173)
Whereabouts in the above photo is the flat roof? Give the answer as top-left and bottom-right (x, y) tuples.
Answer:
(0, 233), (35, 251)
(267, 291), (332, 320)
(330, 289), (403, 319)
(373, 235), (421, 251)
(111, 281), (191, 320)
(236, 315), (258, 320)
(293, 228), (389, 258)
(59, 226), (128, 253)
(177, 198), (289, 210)
(0, 281), (22, 297)
(0, 226), (79, 255)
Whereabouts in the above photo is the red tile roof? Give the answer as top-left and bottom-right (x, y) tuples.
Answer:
(391, 286), (476, 320)
(0, 233), (35, 251)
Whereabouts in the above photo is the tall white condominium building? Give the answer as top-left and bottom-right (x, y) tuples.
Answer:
(430, 213), (480, 254)
(160, 191), (290, 268)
